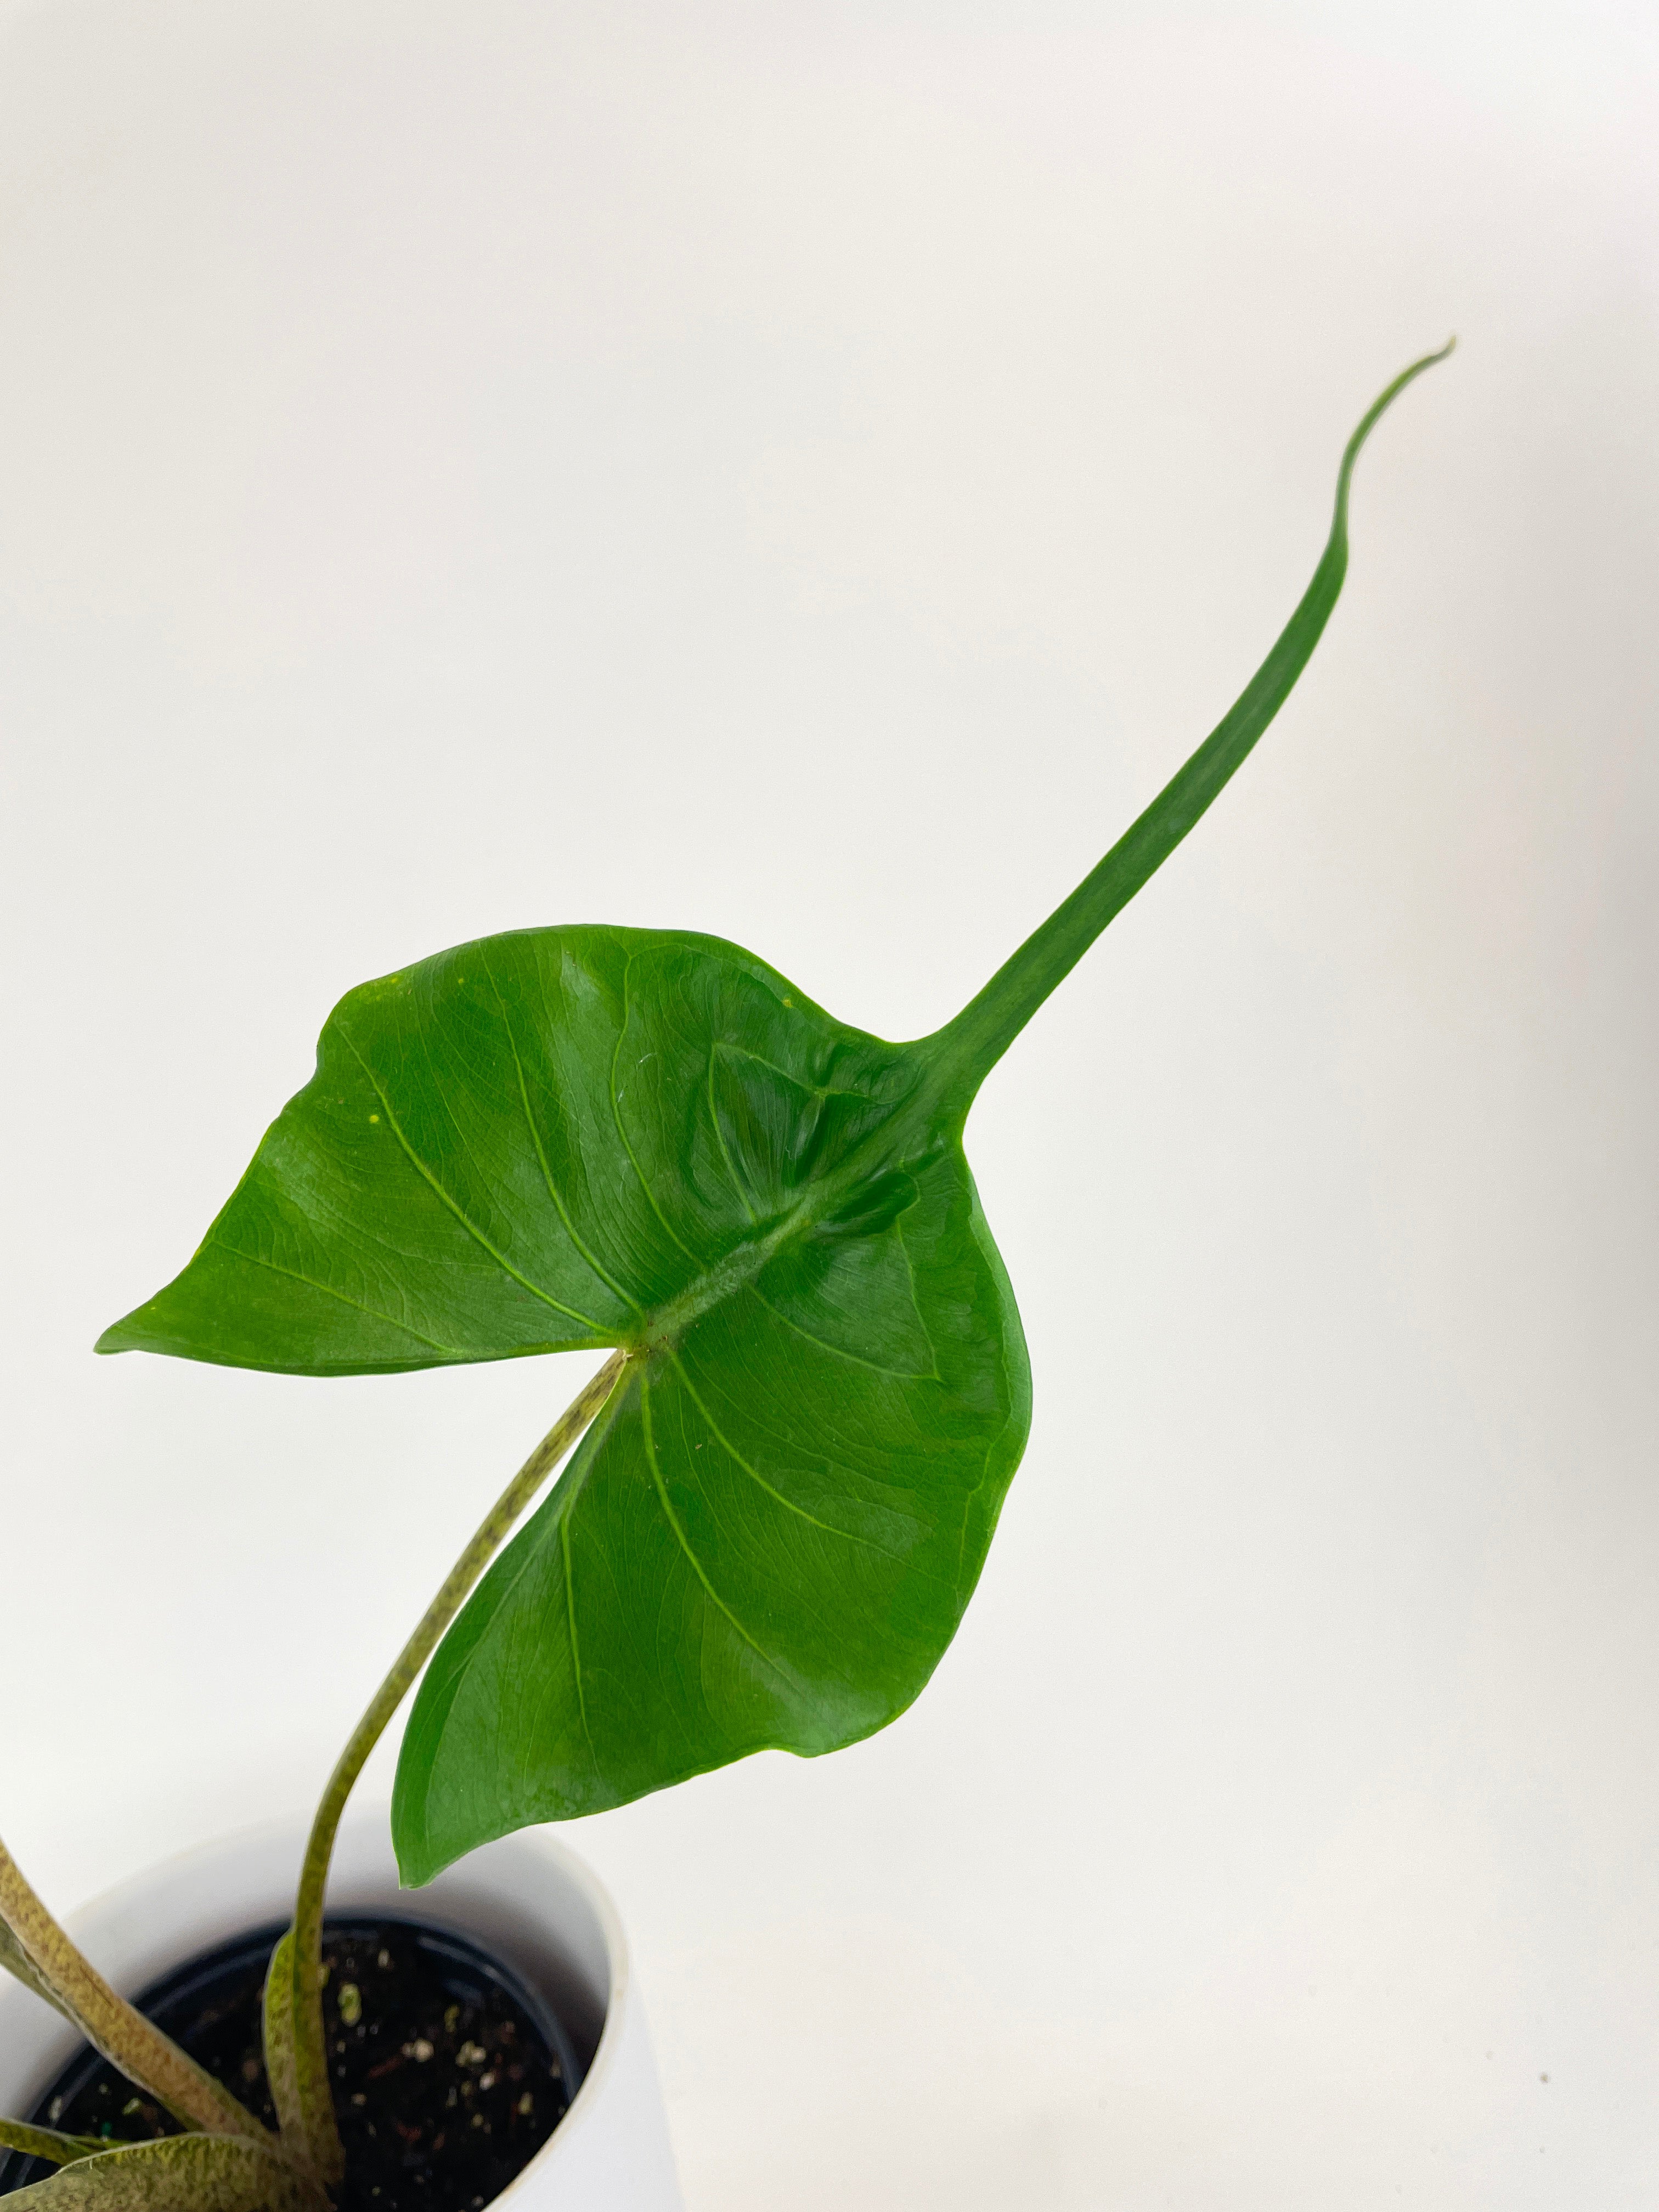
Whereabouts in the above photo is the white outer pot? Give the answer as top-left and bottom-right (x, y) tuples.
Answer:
(0, 1810), (684, 2212)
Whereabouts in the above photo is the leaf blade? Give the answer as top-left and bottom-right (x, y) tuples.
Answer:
(95, 930), (899, 1373)
(0, 2123), (109, 2168)
(393, 1141), (1030, 1882)
(259, 1930), (306, 2157)
(1, 2135), (321, 2212)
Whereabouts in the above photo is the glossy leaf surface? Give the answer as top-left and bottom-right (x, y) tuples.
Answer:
(98, 352), (1449, 1882)
(104, 925), (1033, 1881)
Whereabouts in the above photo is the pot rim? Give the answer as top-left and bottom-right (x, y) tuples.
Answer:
(0, 1805), (637, 2208)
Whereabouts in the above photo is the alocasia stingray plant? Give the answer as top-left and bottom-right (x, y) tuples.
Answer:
(0, 344), (1449, 2209)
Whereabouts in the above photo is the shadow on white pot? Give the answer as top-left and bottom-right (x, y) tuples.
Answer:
(0, 1810), (683, 2212)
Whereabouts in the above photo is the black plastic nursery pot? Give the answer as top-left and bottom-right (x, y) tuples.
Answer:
(0, 1918), (582, 2212)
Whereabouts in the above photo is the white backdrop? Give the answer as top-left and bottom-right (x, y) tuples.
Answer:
(1, 3), (1655, 2205)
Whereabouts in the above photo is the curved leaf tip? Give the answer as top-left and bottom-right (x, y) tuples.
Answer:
(921, 337), (1455, 1091)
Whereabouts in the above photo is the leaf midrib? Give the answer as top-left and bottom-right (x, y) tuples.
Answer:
(336, 1006), (952, 1369)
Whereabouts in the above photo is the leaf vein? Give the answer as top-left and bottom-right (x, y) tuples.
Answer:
(608, 956), (704, 1267)
(706, 1049), (760, 1225)
(208, 1239), (461, 1355)
(479, 947), (644, 1316)
(746, 1284), (937, 1381)
(560, 1514), (600, 1778)
(639, 1375), (795, 1683)
(666, 1349), (908, 1562)
(337, 1028), (607, 1334)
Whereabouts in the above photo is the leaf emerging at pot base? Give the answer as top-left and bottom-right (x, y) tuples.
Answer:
(0, 2124), (109, 2169)
(0, 2135), (321, 2212)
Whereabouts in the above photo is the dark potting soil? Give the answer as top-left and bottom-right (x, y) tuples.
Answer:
(0, 1918), (579, 2212)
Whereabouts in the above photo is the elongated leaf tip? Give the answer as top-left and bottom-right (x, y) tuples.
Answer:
(1338, 338), (1455, 489)
(94, 1312), (167, 1355)
(94, 1295), (171, 1354)
(921, 338), (1454, 1094)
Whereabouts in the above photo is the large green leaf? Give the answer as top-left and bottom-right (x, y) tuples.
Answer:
(98, 351), (1449, 1882)
(104, 923), (1033, 1881)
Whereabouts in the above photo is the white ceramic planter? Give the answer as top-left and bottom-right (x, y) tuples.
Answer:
(0, 1810), (683, 2212)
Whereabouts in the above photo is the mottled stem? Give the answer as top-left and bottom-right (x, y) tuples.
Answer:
(0, 1919), (71, 2023)
(287, 1348), (631, 2179)
(0, 1839), (274, 2147)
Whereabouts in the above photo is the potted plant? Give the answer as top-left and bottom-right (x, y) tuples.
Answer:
(0, 345), (1448, 2211)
